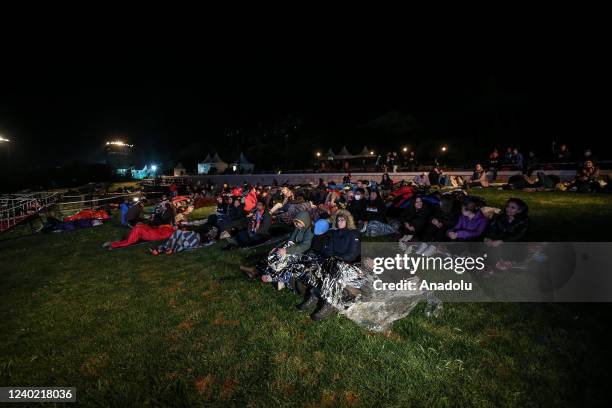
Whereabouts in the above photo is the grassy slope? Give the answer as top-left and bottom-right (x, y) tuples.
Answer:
(1, 192), (612, 406)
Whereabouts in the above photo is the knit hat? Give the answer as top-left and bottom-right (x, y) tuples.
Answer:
(314, 219), (330, 235)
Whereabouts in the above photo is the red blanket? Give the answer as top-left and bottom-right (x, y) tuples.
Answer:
(64, 209), (109, 222)
(111, 224), (176, 249)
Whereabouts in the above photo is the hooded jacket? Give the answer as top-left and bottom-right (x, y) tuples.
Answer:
(286, 211), (314, 255)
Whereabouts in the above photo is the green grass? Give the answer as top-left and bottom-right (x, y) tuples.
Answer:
(1, 191), (612, 406)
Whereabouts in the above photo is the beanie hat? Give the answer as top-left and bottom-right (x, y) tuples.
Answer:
(314, 219), (330, 236)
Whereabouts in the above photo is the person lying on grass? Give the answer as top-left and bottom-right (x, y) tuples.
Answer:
(149, 220), (218, 256)
(240, 211), (314, 289)
(103, 223), (176, 250)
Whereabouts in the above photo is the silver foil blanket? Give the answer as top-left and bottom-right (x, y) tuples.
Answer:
(308, 257), (373, 311)
(263, 248), (323, 285)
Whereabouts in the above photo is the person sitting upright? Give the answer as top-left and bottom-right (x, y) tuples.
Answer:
(400, 196), (432, 240)
(232, 200), (272, 248)
(380, 173), (393, 192)
(447, 198), (489, 241)
(125, 201), (145, 228)
(422, 195), (460, 241)
(484, 198), (529, 271)
(468, 163), (490, 188)
(573, 160), (600, 192)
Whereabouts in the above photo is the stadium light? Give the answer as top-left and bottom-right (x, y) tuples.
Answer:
(402, 147), (408, 152)
(151, 165), (158, 171)
(441, 146), (448, 152)
(0, 135), (10, 142)
(316, 152), (321, 157)
(370, 151), (374, 155)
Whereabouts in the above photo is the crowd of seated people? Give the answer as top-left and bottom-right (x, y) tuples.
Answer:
(163, 177), (532, 321)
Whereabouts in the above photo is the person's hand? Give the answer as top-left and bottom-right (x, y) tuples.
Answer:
(493, 240), (503, 247)
(448, 231), (458, 240)
(405, 223), (415, 232)
(431, 218), (441, 228)
(277, 248), (287, 257)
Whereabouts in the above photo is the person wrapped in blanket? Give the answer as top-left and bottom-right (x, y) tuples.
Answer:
(239, 211), (316, 284)
(297, 209), (366, 321)
(102, 223), (176, 250)
(149, 218), (219, 255)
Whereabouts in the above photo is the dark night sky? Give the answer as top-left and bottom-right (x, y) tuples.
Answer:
(0, 39), (609, 175)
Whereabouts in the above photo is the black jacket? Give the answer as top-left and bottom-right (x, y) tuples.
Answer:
(400, 203), (432, 238)
(308, 232), (330, 256)
(325, 228), (360, 263)
(364, 199), (386, 222)
(486, 214), (528, 242)
(347, 199), (367, 222)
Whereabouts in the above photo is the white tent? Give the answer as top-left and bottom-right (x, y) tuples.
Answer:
(174, 162), (187, 176)
(358, 146), (372, 157)
(211, 153), (228, 173)
(335, 145), (353, 159)
(323, 148), (336, 160)
(198, 153), (228, 174)
(197, 154), (212, 174)
(231, 152), (254, 173)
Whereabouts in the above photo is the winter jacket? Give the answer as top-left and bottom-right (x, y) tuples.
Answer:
(486, 214), (528, 242)
(243, 188), (258, 212)
(286, 212), (314, 255)
(308, 232), (330, 256)
(120, 202), (130, 225)
(347, 199), (367, 222)
(364, 199), (386, 222)
(325, 228), (360, 263)
(248, 209), (272, 236)
(449, 210), (489, 241)
(400, 202), (432, 238)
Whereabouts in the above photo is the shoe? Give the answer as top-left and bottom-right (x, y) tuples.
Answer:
(149, 247), (159, 256)
(276, 282), (285, 291)
(310, 301), (337, 321)
(219, 231), (231, 240)
(295, 280), (308, 296)
(239, 265), (257, 279)
(102, 241), (111, 249)
(296, 294), (318, 311)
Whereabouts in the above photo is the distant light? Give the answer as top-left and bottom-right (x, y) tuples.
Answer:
(151, 165), (157, 171)
(370, 151), (374, 155)
(441, 146), (448, 152)
(133, 197), (139, 202)
(0, 136), (10, 142)
(316, 152), (321, 157)
(402, 147), (408, 152)
(106, 140), (134, 148)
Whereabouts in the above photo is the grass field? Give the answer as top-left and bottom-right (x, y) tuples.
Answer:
(1, 191), (612, 406)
